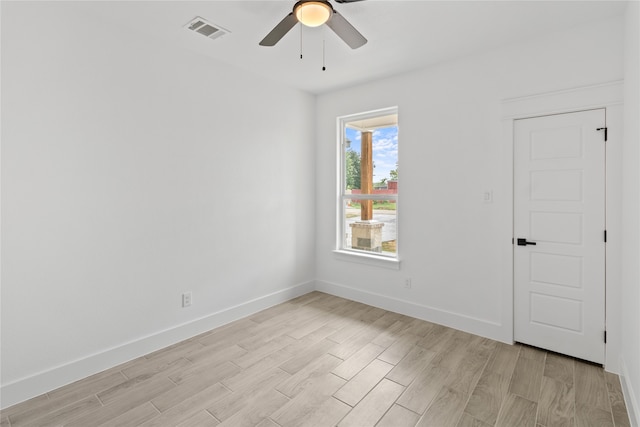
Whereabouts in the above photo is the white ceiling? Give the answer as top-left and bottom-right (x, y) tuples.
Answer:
(74, 0), (627, 94)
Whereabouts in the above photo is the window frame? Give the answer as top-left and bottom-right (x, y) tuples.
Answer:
(334, 107), (400, 269)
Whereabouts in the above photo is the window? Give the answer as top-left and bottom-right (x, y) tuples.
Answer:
(337, 107), (398, 261)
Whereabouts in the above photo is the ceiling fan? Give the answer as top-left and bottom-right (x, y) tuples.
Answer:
(259, 0), (367, 49)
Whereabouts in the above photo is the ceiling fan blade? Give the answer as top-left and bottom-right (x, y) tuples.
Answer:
(326, 11), (367, 49)
(334, 0), (365, 3)
(259, 13), (298, 46)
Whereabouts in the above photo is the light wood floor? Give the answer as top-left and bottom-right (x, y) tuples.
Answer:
(1, 292), (631, 427)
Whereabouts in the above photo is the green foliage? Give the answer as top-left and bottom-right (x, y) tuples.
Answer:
(389, 168), (398, 180)
(372, 201), (397, 210)
(348, 201), (396, 210)
(345, 149), (361, 190)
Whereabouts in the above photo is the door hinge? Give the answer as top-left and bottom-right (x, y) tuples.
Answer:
(604, 330), (607, 343)
(597, 127), (608, 142)
(604, 230), (607, 243)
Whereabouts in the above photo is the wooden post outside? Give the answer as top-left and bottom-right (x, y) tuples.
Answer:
(361, 131), (373, 220)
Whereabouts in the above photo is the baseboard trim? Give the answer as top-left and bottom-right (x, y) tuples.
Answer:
(620, 357), (640, 427)
(315, 280), (511, 344)
(0, 281), (315, 409)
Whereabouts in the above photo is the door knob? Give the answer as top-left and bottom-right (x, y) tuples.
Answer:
(517, 238), (537, 246)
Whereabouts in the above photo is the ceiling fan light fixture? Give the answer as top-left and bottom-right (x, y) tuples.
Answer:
(295, 1), (332, 27)
(259, 0), (366, 49)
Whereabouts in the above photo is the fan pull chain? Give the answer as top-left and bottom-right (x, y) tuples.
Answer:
(300, 25), (303, 59)
(322, 39), (326, 71)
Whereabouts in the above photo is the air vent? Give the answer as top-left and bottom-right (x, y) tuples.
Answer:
(185, 17), (230, 41)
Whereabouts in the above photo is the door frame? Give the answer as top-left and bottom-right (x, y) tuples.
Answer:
(501, 80), (624, 372)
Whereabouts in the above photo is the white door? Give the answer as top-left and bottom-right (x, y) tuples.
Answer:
(514, 109), (606, 364)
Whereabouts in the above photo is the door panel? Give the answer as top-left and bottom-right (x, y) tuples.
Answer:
(514, 109), (606, 364)
(529, 293), (582, 332)
(530, 170), (582, 201)
(530, 252), (582, 288)
(530, 212), (583, 244)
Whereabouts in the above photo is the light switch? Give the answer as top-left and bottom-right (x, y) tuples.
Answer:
(483, 190), (493, 203)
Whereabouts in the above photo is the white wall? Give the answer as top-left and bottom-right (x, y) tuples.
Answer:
(621, 1), (640, 424)
(0, 2), (316, 407)
(1, 0), (636, 414)
(316, 16), (624, 355)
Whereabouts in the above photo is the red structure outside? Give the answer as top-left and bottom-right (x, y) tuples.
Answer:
(350, 180), (397, 198)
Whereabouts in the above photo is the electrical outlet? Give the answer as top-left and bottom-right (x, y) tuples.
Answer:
(404, 278), (412, 289)
(182, 292), (192, 308)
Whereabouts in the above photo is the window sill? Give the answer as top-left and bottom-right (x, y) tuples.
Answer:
(332, 250), (401, 270)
